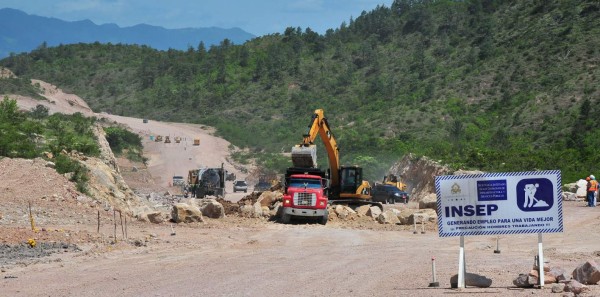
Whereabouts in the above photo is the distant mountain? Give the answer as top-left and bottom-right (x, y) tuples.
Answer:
(0, 8), (255, 58)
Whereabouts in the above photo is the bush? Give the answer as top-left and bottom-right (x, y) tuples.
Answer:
(104, 126), (145, 162)
(54, 154), (89, 193)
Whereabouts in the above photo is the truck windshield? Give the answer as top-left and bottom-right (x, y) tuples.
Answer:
(289, 178), (321, 188)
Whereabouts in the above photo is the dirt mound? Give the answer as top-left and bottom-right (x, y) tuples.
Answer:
(387, 153), (450, 201)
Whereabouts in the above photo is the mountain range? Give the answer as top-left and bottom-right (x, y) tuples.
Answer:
(0, 8), (255, 58)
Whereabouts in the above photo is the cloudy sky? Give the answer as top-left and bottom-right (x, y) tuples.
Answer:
(0, 0), (394, 36)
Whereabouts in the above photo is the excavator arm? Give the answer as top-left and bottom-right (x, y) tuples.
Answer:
(291, 109), (340, 187)
(290, 108), (377, 208)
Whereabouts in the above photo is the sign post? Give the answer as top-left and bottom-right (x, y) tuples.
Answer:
(458, 235), (465, 288)
(538, 233), (544, 287)
(436, 170), (563, 288)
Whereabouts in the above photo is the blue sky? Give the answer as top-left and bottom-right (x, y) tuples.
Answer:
(0, 0), (393, 36)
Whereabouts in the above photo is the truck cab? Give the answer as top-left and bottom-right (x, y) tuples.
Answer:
(281, 168), (329, 224)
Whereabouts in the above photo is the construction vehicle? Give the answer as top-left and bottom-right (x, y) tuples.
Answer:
(164, 136), (171, 143)
(383, 174), (407, 191)
(281, 167), (329, 224)
(155, 135), (163, 142)
(193, 138), (200, 146)
(174, 136), (181, 143)
(187, 163), (226, 198)
(281, 109), (379, 224)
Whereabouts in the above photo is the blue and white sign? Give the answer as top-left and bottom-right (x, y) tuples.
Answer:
(436, 170), (563, 237)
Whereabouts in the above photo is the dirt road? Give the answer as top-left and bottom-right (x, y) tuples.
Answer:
(100, 113), (250, 201)
(2, 202), (600, 297)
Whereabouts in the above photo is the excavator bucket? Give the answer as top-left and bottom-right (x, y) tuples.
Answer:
(291, 145), (317, 168)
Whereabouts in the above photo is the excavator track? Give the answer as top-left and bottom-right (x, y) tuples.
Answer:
(329, 199), (383, 211)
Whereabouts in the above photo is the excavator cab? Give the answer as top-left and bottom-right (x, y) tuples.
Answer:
(339, 166), (370, 199)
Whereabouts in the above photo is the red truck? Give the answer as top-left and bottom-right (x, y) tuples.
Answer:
(280, 167), (329, 225)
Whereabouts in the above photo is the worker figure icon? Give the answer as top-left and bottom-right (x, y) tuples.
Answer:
(516, 178), (553, 212)
(523, 183), (549, 208)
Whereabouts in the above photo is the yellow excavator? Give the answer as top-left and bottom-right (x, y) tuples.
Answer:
(290, 109), (378, 209)
(383, 174), (407, 191)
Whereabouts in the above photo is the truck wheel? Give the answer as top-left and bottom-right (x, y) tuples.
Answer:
(281, 212), (291, 224)
(319, 211), (328, 225)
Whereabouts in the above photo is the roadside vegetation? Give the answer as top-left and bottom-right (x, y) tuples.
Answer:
(1, 0), (599, 182)
(103, 126), (147, 164)
(0, 96), (99, 192)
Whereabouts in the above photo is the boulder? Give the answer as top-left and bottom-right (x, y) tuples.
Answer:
(562, 192), (577, 201)
(543, 273), (557, 284)
(572, 260), (600, 284)
(271, 201), (282, 216)
(251, 202), (263, 218)
(513, 273), (533, 288)
(334, 205), (356, 219)
(367, 206), (382, 218)
(171, 203), (204, 223)
(414, 209), (438, 222)
(355, 205), (370, 216)
(261, 206), (270, 217)
(197, 199), (225, 219)
(257, 191), (281, 208)
(377, 210), (400, 224)
(147, 211), (164, 224)
(419, 193), (437, 209)
(548, 267), (568, 282)
(576, 179), (588, 198)
(450, 272), (492, 288)
(551, 283), (565, 293)
(397, 208), (416, 225)
(240, 205), (254, 218)
(527, 269), (539, 286)
(564, 280), (589, 295)
(563, 182), (577, 193)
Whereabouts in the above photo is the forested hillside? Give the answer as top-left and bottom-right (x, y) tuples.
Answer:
(1, 0), (599, 182)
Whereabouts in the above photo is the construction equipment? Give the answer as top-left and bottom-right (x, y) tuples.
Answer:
(193, 138), (200, 146)
(281, 109), (379, 224)
(383, 174), (407, 191)
(281, 167), (329, 224)
(174, 136), (181, 143)
(155, 135), (163, 142)
(187, 163), (226, 198)
(164, 136), (171, 143)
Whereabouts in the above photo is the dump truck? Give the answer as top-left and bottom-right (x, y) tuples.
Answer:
(193, 138), (200, 146)
(187, 163), (226, 198)
(174, 136), (181, 143)
(281, 167), (329, 224)
(280, 108), (380, 224)
(155, 135), (163, 142)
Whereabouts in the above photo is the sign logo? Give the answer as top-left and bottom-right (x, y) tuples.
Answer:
(516, 178), (553, 212)
(451, 183), (461, 194)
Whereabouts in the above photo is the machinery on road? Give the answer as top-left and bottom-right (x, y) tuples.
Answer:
(280, 108), (380, 224)
(188, 163), (226, 198)
(383, 174), (407, 191)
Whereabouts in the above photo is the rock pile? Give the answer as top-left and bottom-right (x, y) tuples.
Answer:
(512, 259), (600, 294)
